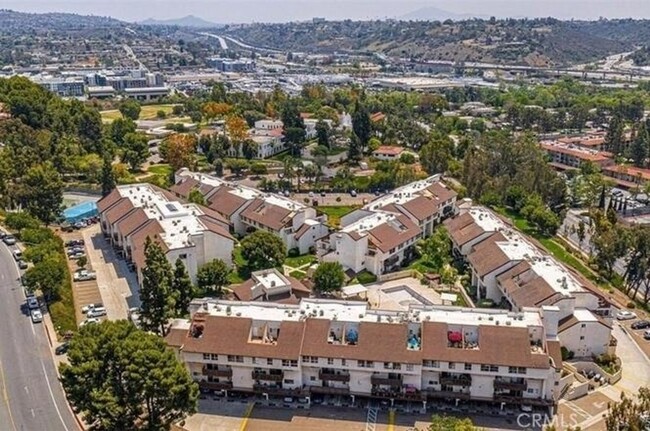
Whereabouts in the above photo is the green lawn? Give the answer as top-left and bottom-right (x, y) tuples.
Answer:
(285, 254), (317, 268)
(99, 104), (183, 123)
(318, 205), (360, 228)
(147, 164), (174, 176)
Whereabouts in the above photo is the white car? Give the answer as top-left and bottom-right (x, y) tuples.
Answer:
(73, 270), (96, 282)
(30, 309), (43, 323)
(81, 303), (103, 314)
(80, 318), (99, 326)
(616, 310), (637, 320)
(87, 307), (107, 318)
(27, 297), (39, 310)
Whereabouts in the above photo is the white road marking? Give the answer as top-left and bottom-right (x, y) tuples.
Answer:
(30, 323), (35, 335)
(24, 386), (28, 394)
(40, 360), (70, 431)
(30, 408), (35, 417)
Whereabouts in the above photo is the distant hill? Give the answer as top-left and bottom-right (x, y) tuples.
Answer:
(399, 7), (489, 22)
(0, 9), (124, 30)
(139, 15), (221, 28)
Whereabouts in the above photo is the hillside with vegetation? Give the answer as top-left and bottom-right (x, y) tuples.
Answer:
(224, 18), (647, 66)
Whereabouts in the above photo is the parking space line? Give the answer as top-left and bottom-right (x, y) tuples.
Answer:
(388, 408), (395, 431)
(239, 401), (254, 431)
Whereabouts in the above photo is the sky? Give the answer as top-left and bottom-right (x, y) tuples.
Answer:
(3, 0), (650, 23)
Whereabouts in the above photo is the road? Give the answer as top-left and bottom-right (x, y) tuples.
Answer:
(0, 242), (80, 431)
(200, 33), (229, 50)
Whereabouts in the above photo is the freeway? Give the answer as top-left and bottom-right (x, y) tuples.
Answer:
(0, 242), (80, 431)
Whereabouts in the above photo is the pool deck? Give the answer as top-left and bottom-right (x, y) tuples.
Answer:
(365, 278), (442, 311)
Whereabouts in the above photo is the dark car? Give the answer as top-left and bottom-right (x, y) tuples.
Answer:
(632, 320), (650, 330)
(17, 260), (28, 270)
(55, 342), (69, 355)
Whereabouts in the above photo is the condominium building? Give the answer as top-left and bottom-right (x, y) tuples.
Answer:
(172, 170), (329, 254)
(166, 298), (563, 412)
(444, 207), (614, 358)
(97, 184), (235, 284)
(539, 141), (613, 171)
(319, 176), (457, 275)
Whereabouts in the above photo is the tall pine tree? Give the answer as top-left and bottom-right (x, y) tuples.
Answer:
(352, 99), (371, 149)
(139, 237), (175, 336)
(630, 121), (649, 167)
(605, 114), (624, 156)
(172, 258), (193, 317)
(100, 152), (116, 196)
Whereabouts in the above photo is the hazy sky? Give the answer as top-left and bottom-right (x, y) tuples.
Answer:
(4, 0), (650, 23)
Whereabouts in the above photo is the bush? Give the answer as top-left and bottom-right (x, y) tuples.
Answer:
(336, 196), (342, 202)
(156, 110), (167, 119)
(356, 270), (377, 284)
(5, 212), (41, 232)
(288, 248), (300, 258)
(627, 302), (636, 309)
(250, 163), (268, 176)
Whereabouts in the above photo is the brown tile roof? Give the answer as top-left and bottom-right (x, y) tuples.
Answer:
(97, 189), (122, 213)
(198, 205), (230, 227)
(421, 322), (550, 368)
(170, 177), (200, 199)
(558, 313), (612, 333)
(398, 196), (439, 222)
(104, 198), (136, 226)
(165, 327), (189, 348)
(182, 315), (305, 360)
(240, 199), (293, 231)
(198, 215), (235, 241)
(232, 276), (310, 302)
(546, 340), (562, 370)
(301, 319), (423, 364)
(294, 223), (312, 240)
(207, 186), (250, 218)
(114, 208), (149, 238)
(444, 213), (490, 247)
(373, 146), (403, 156)
(497, 262), (563, 308)
(130, 220), (167, 270)
(425, 182), (457, 205)
(368, 214), (420, 253)
(466, 232), (511, 277)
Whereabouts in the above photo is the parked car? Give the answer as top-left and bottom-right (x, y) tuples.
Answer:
(3, 235), (16, 245)
(616, 310), (637, 320)
(80, 318), (99, 326)
(67, 247), (84, 255)
(320, 191), (326, 197)
(55, 342), (70, 355)
(73, 270), (96, 282)
(30, 309), (43, 323)
(65, 239), (84, 247)
(87, 307), (107, 318)
(12, 249), (22, 261)
(81, 303), (103, 314)
(632, 320), (650, 330)
(350, 190), (357, 197)
(27, 297), (39, 310)
(69, 252), (86, 260)
(645, 330), (650, 340)
(17, 260), (28, 270)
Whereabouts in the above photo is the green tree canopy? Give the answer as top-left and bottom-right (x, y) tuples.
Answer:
(196, 258), (231, 295)
(139, 237), (175, 336)
(118, 99), (141, 121)
(240, 230), (286, 271)
(19, 162), (63, 225)
(313, 262), (345, 293)
(60, 320), (198, 431)
(172, 258), (194, 317)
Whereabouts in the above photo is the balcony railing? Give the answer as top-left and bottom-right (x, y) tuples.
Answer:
(253, 384), (307, 397)
(252, 371), (284, 381)
(371, 375), (403, 386)
(310, 386), (350, 395)
(198, 381), (233, 391)
(371, 388), (426, 401)
(319, 370), (350, 382)
(495, 394), (553, 406)
(426, 389), (471, 400)
(493, 379), (527, 391)
(439, 375), (472, 387)
(202, 366), (233, 378)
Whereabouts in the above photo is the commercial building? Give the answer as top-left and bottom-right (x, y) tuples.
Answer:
(318, 176), (457, 275)
(444, 207), (614, 358)
(171, 170), (329, 254)
(124, 86), (170, 101)
(32, 76), (85, 97)
(166, 298), (563, 411)
(207, 57), (256, 73)
(97, 184), (235, 284)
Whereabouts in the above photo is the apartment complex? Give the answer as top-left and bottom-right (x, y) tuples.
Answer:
(231, 268), (311, 303)
(172, 170), (329, 254)
(97, 184), (235, 284)
(166, 298), (563, 412)
(444, 207), (614, 358)
(319, 176), (457, 275)
(225, 119), (287, 159)
(539, 140), (613, 171)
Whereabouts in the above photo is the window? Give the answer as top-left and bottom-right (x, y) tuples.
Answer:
(464, 363), (472, 371)
(423, 360), (439, 368)
(482, 364), (499, 372)
(527, 388), (534, 394)
(284, 379), (294, 384)
(406, 364), (414, 372)
(203, 353), (210, 360)
(282, 360), (298, 367)
(179, 253), (187, 259)
(581, 324), (586, 328)
(310, 376), (316, 381)
(580, 336), (585, 340)
(212, 354), (218, 361)
(327, 358), (334, 365)
(508, 366), (527, 375)
(311, 357), (318, 364)
(358, 360), (374, 368)
(227, 355), (243, 363)
(252, 357), (258, 364)
(267, 358), (273, 366)
(448, 362), (456, 370)
(342, 359), (346, 366)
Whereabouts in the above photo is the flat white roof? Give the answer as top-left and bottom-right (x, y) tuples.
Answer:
(253, 269), (288, 290)
(191, 298), (543, 329)
(341, 211), (396, 236)
(341, 284), (368, 298)
(572, 308), (599, 322)
(468, 207), (508, 233)
(364, 175), (443, 210)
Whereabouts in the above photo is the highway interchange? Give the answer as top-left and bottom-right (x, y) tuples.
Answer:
(0, 242), (79, 430)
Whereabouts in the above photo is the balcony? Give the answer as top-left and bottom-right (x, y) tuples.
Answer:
(202, 366), (233, 378)
(253, 384), (307, 397)
(371, 387), (426, 401)
(319, 370), (350, 382)
(252, 371), (284, 381)
(494, 379), (527, 391)
(310, 386), (350, 395)
(426, 389), (471, 400)
(198, 381), (233, 391)
(439, 374), (472, 387)
(371, 374), (403, 386)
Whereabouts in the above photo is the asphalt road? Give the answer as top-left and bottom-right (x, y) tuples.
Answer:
(0, 242), (80, 431)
